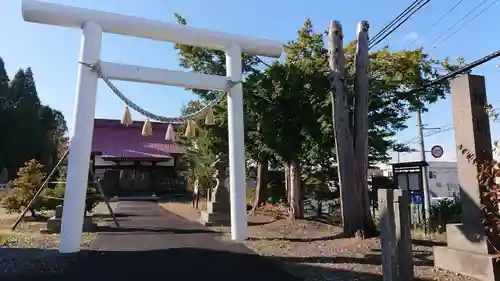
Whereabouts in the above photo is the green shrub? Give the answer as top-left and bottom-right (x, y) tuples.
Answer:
(45, 183), (100, 214)
(429, 197), (461, 233)
(0, 160), (101, 216)
(49, 167), (100, 213)
(1, 159), (46, 216)
(85, 187), (100, 213)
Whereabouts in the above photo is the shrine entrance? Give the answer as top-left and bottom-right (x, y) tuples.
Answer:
(21, 0), (283, 253)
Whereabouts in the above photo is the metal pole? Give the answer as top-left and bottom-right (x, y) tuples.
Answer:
(416, 109), (431, 227)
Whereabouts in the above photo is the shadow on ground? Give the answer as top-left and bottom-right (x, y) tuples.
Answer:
(91, 213), (139, 219)
(247, 220), (276, 226)
(285, 262), (434, 281)
(0, 247), (436, 281)
(247, 232), (349, 242)
(156, 196), (192, 204)
(276, 247), (433, 267)
(0, 247), (297, 281)
(303, 215), (342, 225)
(92, 225), (216, 234)
(411, 238), (446, 247)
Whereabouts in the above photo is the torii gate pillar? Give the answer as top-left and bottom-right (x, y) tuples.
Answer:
(60, 21), (102, 254)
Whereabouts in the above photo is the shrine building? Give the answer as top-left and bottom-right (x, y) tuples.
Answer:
(90, 118), (186, 197)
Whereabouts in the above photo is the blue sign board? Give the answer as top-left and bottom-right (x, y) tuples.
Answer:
(410, 192), (423, 205)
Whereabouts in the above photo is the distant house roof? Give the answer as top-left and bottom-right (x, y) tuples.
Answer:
(92, 118), (184, 160)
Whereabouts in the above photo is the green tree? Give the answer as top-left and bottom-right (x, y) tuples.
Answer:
(172, 14), (270, 207)
(255, 19), (331, 218)
(5, 69), (42, 174)
(1, 159), (46, 217)
(178, 100), (218, 192)
(0, 64), (68, 179)
(0, 58), (10, 170)
(298, 26), (453, 235)
(38, 106), (68, 172)
(171, 16), (456, 227)
(243, 20), (454, 225)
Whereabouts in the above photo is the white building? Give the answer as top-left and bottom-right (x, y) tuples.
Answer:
(427, 161), (459, 198)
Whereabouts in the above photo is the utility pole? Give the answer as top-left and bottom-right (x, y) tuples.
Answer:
(416, 108), (431, 227)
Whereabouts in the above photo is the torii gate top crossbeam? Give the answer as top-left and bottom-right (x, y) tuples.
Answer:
(21, 0), (283, 58)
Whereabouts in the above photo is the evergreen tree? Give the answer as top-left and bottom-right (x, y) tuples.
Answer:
(0, 58), (9, 102)
(6, 69), (42, 174)
(0, 59), (68, 180)
(0, 58), (10, 169)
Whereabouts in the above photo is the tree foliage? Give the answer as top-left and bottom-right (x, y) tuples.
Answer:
(170, 16), (457, 225)
(0, 58), (68, 180)
(1, 159), (46, 216)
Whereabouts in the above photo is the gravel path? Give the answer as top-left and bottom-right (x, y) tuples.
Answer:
(1, 201), (297, 281)
(161, 201), (480, 281)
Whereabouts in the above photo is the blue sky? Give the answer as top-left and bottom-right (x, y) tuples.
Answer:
(1, 0), (499, 163)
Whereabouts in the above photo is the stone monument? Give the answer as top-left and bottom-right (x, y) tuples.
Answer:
(41, 204), (97, 233)
(433, 74), (499, 281)
(200, 154), (230, 226)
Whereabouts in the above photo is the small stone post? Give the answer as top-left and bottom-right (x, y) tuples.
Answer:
(378, 188), (414, 281)
(393, 189), (414, 279)
(200, 154), (231, 226)
(378, 188), (398, 281)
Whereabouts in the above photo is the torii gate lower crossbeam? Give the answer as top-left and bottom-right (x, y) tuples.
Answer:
(21, 0), (283, 253)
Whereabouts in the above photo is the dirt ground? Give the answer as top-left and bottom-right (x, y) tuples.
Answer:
(0, 203), (117, 278)
(0, 202), (115, 249)
(160, 199), (479, 281)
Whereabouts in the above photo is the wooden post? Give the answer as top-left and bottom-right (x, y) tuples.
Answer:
(353, 21), (374, 225)
(328, 21), (358, 232)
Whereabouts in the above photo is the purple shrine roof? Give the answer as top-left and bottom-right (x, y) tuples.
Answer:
(92, 118), (184, 160)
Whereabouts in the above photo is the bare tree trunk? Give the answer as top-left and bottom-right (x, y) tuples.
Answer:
(288, 158), (303, 219)
(284, 163), (291, 204)
(353, 21), (377, 236)
(251, 156), (269, 212)
(328, 21), (366, 237)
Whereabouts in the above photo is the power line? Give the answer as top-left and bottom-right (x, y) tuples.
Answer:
(369, 0), (431, 50)
(257, 1), (431, 67)
(394, 49), (500, 102)
(406, 0), (465, 49)
(401, 107), (500, 145)
(430, 0), (490, 46)
(433, 0), (499, 48)
(370, 0), (424, 44)
(401, 124), (453, 145)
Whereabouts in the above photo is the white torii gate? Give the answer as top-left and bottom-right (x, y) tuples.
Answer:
(21, 0), (283, 253)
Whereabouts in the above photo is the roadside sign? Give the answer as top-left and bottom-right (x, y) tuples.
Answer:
(411, 193), (423, 205)
(431, 145), (444, 158)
